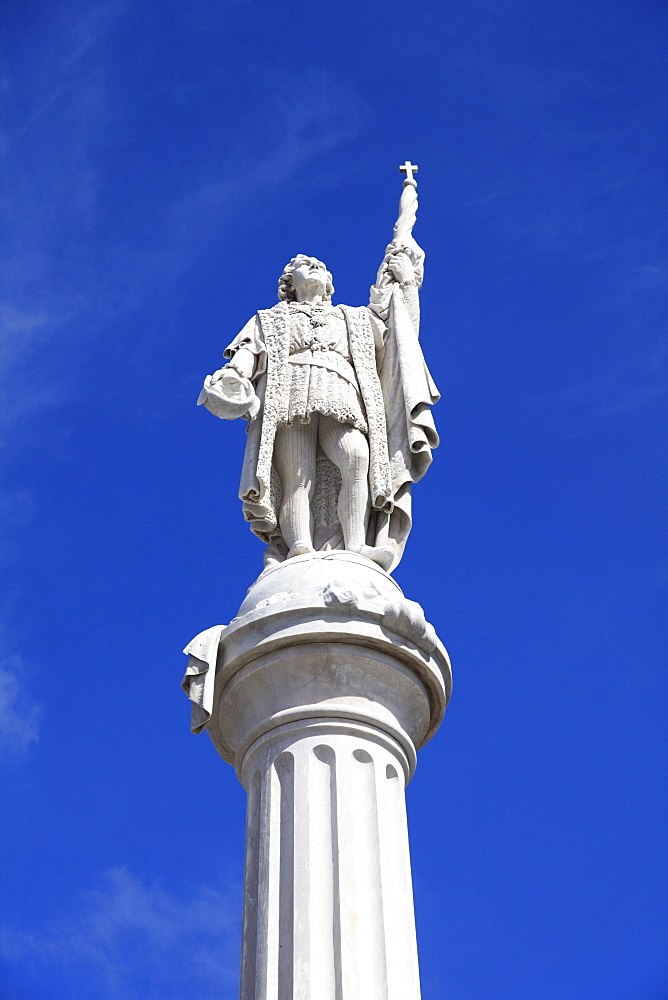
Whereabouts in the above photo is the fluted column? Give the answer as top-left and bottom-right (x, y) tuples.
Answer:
(239, 721), (420, 1000)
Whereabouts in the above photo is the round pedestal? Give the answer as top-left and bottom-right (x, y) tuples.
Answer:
(208, 551), (451, 779)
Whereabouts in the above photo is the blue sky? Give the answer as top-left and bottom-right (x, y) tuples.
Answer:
(1, 1), (666, 997)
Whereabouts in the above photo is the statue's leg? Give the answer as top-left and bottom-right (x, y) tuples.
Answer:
(274, 419), (318, 554)
(318, 417), (370, 553)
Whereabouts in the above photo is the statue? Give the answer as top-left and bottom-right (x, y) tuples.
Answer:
(197, 163), (439, 572)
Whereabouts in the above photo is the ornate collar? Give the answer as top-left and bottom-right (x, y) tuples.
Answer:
(289, 301), (336, 327)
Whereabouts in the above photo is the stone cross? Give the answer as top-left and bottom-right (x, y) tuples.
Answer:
(399, 160), (419, 187)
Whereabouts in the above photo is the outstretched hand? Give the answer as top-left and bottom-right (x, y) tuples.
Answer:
(198, 369), (260, 420)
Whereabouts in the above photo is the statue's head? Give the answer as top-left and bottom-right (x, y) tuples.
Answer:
(278, 255), (335, 303)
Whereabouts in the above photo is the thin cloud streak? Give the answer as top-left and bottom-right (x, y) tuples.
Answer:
(532, 338), (668, 428)
(166, 69), (366, 253)
(455, 53), (668, 274)
(0, 866), (240, 1000)
(0, 15), (365, 444)
(0, 659), (42, 760)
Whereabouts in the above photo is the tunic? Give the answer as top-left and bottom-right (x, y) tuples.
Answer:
(282, 303), (367, 432)
(225, 302), (381, 434)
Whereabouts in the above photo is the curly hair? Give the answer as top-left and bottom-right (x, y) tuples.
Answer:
(278, 255), (335, 303)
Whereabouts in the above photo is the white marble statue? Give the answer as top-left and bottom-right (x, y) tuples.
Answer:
(198, 163), (439, 572)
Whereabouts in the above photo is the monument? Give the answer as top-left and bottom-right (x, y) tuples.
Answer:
(183, 164), (452, 1000)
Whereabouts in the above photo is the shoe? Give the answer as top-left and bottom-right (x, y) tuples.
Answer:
(358, 544), (394, 571)
(287, 540), (315, 559)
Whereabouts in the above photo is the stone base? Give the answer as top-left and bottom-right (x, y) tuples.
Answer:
(205, 551), (451, 776)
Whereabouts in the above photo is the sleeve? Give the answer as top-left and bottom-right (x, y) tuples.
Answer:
(223, 315), (264, 361)
(368, 284), (391, 356)
(197, 315), (264, 420)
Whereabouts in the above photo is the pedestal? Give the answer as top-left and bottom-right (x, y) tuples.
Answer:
(183, 552), (451, 1000)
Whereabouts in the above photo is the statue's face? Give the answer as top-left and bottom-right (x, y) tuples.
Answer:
(291, 256), (329, 302)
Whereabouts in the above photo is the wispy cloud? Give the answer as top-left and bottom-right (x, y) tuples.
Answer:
(164, 68), (366, 261)
(0, 657), (42, 760)
(628, 260), (668, 290)
(0, 12), (365, 442)
(533, 338), (668, 428)
(568, 344), (668, 419)
(0, 3), (125, 446)
(455, 51), (668, 275)
(0, 866), (240, 999)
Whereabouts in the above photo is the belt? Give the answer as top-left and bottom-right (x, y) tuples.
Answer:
(288, 349), (357, 388)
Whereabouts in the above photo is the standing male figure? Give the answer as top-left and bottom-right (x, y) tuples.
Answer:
(199, 178), (439, 572)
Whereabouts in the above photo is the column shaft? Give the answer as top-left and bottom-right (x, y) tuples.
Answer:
(239, 721), (422, 1000)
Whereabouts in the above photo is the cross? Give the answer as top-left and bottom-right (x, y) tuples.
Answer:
(399, 160), (418, 187)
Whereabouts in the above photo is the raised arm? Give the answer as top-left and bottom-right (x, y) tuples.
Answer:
(368, 163), (424, 339)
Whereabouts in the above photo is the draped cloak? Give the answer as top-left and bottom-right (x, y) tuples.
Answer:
(214, 284), (439, 572)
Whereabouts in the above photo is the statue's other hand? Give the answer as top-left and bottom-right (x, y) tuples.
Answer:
(197, 370), (259, 420)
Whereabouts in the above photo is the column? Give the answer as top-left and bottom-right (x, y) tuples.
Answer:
(239, 720), (421, 1000)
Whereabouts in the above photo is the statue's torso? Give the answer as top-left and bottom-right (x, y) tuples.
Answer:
(279, 304), (367, 433)
(288, 304), (351, 358)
